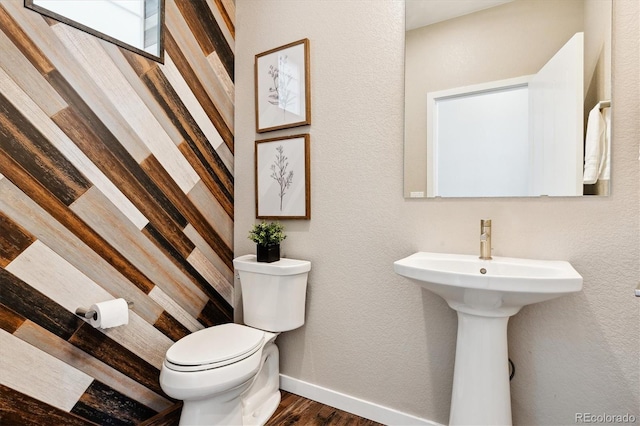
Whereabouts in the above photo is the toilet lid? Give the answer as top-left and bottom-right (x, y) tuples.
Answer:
(165, 323), (264, 370)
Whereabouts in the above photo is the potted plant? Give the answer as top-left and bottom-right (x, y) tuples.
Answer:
(248, 221), (286, 263)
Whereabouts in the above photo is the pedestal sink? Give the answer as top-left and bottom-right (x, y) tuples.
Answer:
(394, 252), (582, 425)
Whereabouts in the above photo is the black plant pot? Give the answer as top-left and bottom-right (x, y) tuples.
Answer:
(256, 244), (280, 263)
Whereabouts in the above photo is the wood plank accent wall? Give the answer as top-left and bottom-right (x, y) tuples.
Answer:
(0, 0), (234, 423)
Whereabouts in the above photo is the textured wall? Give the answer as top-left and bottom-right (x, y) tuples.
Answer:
(235, 0), (639, 424)
(0, 0), (234, 423)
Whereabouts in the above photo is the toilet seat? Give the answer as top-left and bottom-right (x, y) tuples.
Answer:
(165, 323), (265, 372)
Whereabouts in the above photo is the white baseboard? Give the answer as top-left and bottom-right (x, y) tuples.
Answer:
(279, 374), (442, 426)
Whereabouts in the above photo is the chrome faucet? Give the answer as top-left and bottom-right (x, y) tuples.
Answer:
(479, 219), (492, 260)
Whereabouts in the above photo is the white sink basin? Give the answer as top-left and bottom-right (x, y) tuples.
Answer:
(394, 251), (582, 425)
(394, 251), (582, 316)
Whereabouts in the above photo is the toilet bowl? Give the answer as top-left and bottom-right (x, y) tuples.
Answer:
(160, 255), (310, 426)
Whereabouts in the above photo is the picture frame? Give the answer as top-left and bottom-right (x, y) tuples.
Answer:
(255, 39), (311, 133)
(255, 134), (310, 219)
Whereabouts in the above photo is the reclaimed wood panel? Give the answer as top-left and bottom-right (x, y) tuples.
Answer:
(0, 0), (234, 421)
(53, 24), (201, 195)
(0, 66), (149, 230)
(0, 211), (35, 267)
(0, 329), (93, 411)
(0, 177), (164, 325)
(0, 384), (97, 426)
(15, 320), (172, 413)
(70, 380), (157, 425)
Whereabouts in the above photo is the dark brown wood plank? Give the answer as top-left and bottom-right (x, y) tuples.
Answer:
(0, 268), (83, 340)
(0, 384), (98, 426)
(196, 298), (232, 328)
(0, 211), (36, 267)
(0, 303), (26, 334)
(139, 402), (182, 426)
(0, 4), (54, 74)
(153, 311), (191, 342)
(141, 155), (232, 267)
(46, 69), (191, 233)
(267, 392), (383, 426)
(0, 93), (91, 206)
(0, 150), (156, 294)
(69, 322), (164, 396)
(50, 105), (195, 260)
(70, 380), (158, 425)
(159, 31), (234, 153)
(173, 0), (234, 79)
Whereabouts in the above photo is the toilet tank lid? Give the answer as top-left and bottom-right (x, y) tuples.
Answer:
(165, 323), (264, 367)
(233, 255), (311, 275)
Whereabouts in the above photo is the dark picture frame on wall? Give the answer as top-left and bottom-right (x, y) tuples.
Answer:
(254, 39), (311, 133)
(255, 134), (310, 219)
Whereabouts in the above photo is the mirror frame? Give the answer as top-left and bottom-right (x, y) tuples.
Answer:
(25, 0), (165, 63)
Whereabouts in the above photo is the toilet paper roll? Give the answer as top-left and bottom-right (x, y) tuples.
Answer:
(89, 298), (129, 329)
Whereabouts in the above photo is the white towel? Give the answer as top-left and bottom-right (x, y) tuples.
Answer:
(583, 104), (608, 184)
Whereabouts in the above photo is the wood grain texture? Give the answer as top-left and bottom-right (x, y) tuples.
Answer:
(0, 384), (97, 426)
(173, 0), (234, 78)
(267, 392), (384, 426)
(0, 177), (163, 325)
(0, 92), (91, 206)
(15, 320), (172, 413)
(0, 0), (234, 420)
(0, 268), (83, 340)
(0, 66), (148, 230)
(162, 29), (233, 152)
(0, 211), (35, 267)
(69, 323), (163, 396)
(0, 149), (156, 295)
(0, 4), (54, 74)
(0, 329), (94, 411)
(70, 380), (158, 425)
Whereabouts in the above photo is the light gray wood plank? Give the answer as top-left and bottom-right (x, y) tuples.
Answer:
(15, 321), (173, 412)
(206, 51), (234, 103)
(0, 66), (149, 230)
(99, 40), (186, 147)
(2, 0), (150, 163)
(70, 186), (209, 317)
(148, 286), (204, 333)
(0, 329), (93, 411)
(53, 25), (200, 195)
(187, 180), (233, 247)
(161, 54), (226, 151)
(183, 223), (233, 284)
(5, 240), (173, 369)
(216, 137), (234, 175)
(187, 247), (233, 304)
(0, 27), (67, 116)
(0, 178), (164, 324)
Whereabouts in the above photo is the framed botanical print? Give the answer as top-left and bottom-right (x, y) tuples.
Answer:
(255, 39), (311, 133)
(255, 134), (310, 219)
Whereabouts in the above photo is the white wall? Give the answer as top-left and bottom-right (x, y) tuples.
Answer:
(235, 1), (639, 424)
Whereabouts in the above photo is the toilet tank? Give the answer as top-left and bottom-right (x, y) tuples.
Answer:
(233, 254), (311, 332)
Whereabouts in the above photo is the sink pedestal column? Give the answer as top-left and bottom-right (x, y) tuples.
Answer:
(449, 311), (512, 426)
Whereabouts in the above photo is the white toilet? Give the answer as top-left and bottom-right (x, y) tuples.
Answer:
(159, 254), (311, 426)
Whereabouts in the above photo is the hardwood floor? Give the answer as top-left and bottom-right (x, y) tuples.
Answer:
(266, 391), (383, 426)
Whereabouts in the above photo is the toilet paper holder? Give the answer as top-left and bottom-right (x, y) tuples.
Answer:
(76, 301), (134, 320)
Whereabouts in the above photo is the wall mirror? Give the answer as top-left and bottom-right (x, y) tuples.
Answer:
(404, 0), (612, 198)
(25, 0), (164, 63)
